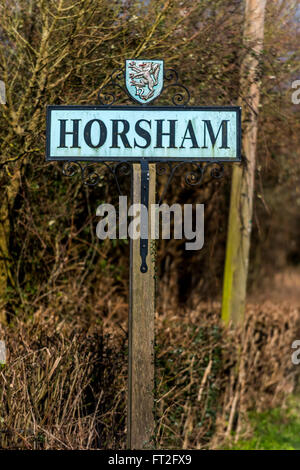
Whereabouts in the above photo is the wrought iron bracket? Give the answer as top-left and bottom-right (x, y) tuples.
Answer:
(140, 161), (150, 273)
(156, 161), (225, 205)
(62, 158), (225, 272)
(62, 160), (131, 195)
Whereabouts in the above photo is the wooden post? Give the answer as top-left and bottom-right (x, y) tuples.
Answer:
(127, 163), (156, 449)
(221, 0), (267, 326)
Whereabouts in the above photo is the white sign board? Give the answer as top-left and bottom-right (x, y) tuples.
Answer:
(46, 106), (241, 162)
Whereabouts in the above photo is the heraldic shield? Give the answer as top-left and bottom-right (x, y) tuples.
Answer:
(125, 59), (164, 104)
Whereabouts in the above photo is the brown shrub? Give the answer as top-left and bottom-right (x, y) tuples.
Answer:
(156, 301), (300, 449)
(0, 310), (127, 449)
(0, 300), (299, 449)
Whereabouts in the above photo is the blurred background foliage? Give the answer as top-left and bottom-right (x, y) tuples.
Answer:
(0, 0), (299, 318)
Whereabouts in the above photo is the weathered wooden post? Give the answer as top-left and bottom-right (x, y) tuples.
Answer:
(128, 163), (156, 449)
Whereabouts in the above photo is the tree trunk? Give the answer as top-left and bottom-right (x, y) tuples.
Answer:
(127, 163), (156, 449)
(222, 0), (267, 326)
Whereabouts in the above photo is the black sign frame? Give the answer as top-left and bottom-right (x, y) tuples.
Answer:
(46, 105), (242, 163)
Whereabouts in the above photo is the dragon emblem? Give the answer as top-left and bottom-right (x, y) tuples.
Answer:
(125, 59), (164, 104)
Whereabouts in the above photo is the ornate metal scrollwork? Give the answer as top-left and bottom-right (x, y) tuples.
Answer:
(156, 161), (224, 204)
(161, 68), (191, 106)
(62, 160), (224, 202)
(97, 69), (127, 106)
(62, 161), (131, 195)
(96, 66), (191, 107)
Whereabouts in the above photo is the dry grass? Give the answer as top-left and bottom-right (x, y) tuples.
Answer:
(0, 299), (299, 449)
(0, 310), (127, 449)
